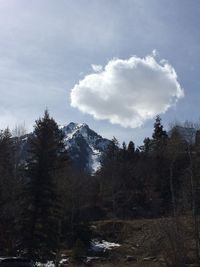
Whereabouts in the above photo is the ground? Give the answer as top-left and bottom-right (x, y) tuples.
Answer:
(60, 216), (198, 266)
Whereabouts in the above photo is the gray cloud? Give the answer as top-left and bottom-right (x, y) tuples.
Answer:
(71, 54), (184, 128)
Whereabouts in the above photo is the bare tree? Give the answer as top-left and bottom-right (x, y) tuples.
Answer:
(169, 121), (200, 264)
(12, 122), (27, 137)
(165, 126), (187, 266)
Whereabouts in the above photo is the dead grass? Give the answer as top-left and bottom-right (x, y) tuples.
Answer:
(91, 216), (195, 266)
(63, 216), (196, 267)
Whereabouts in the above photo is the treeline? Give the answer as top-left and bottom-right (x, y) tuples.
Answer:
(0, 111), (200, 262)
(97, 116), (200, 219)
(96, 116), (200, 266)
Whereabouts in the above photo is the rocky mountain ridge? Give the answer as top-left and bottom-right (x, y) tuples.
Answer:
(16, 122), (111, 174)
(61, 122), (111, 173)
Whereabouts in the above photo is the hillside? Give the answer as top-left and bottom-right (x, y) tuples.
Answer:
(62, 217), (196, 267)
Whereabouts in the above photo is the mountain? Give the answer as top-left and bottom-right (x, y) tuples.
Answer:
(61, 122), (111, 173)
(15, 122), (111, 174)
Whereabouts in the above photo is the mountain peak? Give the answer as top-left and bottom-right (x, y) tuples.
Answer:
(62, 122), (88, 132)
(62, 122), (111, 173)
(17, 122), (111, 174)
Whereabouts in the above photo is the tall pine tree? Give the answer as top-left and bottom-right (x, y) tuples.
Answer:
(20, 110), (68, 260)
(152, 115), (170, 214)
(0, 128), (17, 254)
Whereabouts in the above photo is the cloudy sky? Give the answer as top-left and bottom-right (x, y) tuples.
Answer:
(0, 0), (200, 145)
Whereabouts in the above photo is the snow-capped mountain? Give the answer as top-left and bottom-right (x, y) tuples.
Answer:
(61, 122), (111, 173)
(15, 122), (111, 174)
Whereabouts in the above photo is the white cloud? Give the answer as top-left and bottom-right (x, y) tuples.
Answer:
(70, 54), (184, 128)
(152, 49), (158, 57)
(91, 64), (103, 72)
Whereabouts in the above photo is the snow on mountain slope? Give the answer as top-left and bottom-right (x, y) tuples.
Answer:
(14, 122), (111, 174)
(61, 122), (111, 173)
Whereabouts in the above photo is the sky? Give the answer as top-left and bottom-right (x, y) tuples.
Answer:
(0, 0), (200, 145)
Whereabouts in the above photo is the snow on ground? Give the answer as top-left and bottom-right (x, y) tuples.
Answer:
(36, 261), (55, 267)
(36, 259), (69, 267)
(91, 239), (120, 252)
(35, 240), (119, 267)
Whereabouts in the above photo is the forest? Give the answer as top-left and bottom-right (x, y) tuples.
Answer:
(0, 110), (200, 267)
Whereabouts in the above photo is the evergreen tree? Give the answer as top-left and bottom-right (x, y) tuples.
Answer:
(127, 141), (135, 153)
(0, 128), (17, 254)
(140, 137), (152, 154)
(98, 137), (120, 216)
(152, 115), (168, 152)
(20, 110), (68, 260)
(122, 141), (127, 151)
(127, 141), (135, 160)
(152, 116), (170, 214)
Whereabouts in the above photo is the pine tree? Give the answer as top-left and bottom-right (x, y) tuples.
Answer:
(127, 141), (135, 160)
(152, 116), (170, 214)
(0, 128), (17, 254)
(98, 137), (120, 216)
(20, 110), (68, 260)
(152, 115), (168, 153)
(140, 137), (152, 154)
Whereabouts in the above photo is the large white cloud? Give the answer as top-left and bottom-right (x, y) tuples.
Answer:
(70, 54), (184, 128)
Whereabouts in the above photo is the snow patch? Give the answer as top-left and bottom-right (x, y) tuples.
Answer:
(91, 239), (120, 252)
(89, 145), (101, 173)
(36, 261), (55, 267)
